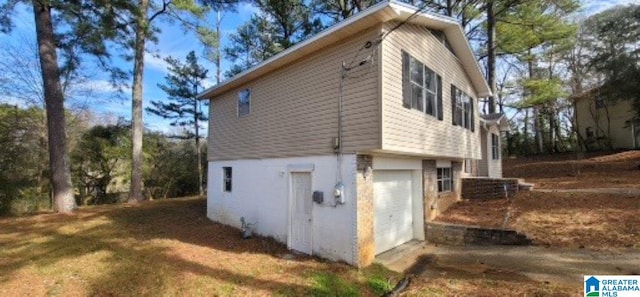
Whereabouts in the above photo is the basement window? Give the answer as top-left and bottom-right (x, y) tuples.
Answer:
(223, 167), (232, 192)
(437, 167), (453, 192)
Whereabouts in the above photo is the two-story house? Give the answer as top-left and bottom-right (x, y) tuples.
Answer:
(574, 88), (640, 150)
(198, 0), (503, 267)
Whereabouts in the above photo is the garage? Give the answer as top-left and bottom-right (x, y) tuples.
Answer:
(373, 170), (414, 254)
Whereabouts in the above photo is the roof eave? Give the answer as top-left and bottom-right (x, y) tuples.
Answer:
(388, 1), (491, 98)
(197, 0), (398, 99)
(199, 0), (492, 99)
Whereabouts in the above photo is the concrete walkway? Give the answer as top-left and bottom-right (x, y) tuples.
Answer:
(533, 188), (640, 195)
(376, 241), (640, 284)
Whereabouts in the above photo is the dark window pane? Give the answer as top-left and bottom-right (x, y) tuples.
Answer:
(410, 58), (423, 84)
(412, 84), (423, 111)
(425, 93), (435, 115)
(425, 69), (434, 90)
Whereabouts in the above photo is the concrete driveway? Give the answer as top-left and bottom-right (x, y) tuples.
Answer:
(376, 241), (640, 284)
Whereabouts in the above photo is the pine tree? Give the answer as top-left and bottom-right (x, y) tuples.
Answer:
(0, 0), (135, 213)
(224, 0), (322, 76)
(311, 0), (377, 24)
(146, 51), (209, 196)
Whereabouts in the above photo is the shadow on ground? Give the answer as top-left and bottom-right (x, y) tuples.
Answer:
(0, 198), (374, 296)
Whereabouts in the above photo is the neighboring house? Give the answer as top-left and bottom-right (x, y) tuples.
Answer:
(574, 89), (640, 150)
(199, 0), (505, 267)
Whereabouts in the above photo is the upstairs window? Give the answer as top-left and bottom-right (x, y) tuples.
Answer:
(223, 167), (232, 192)
(491, 134), (500, 160)
(402, 51), (443, 120)
(586, 127), (594, 138)
(437, 167), (453, 192)
(238, 89), (251, 117)
(451, 86), (475, 131)
(595, 96), (605, 109)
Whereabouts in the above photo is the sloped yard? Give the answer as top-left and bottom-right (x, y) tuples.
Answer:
(503, 150), (640, 189)
(0, 198), (400, 296)
(1, 197), (586, 296)
(438, 151), (640, 249)
(436, 191), (640, 249)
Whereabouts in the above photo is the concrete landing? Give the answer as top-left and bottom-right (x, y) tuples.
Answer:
(376, 242), (640, 284)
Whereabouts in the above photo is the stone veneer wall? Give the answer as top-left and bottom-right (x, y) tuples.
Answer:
(425, 221), (531, 246)
(355, 155), (374, 267)
(423, 160), (463, 221)
(461, 178), (519, 200)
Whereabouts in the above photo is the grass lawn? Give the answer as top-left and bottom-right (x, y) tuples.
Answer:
(0, 198), (401, 296)
(1, 197), (586, 296)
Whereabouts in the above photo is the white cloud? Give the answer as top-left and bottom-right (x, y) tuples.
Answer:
(236, 2), (260, 19)
(581, 0), (638, 15)
(0, 95), (31, 107)
(202, 78), (217, 89)
(75, 79), (130, 94)
(144, 52), (171, 73)
(96, 100), (131, 115)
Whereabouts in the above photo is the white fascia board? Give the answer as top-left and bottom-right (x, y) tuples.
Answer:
(198, 0), (492, 99)
(197, 0), (397, 100)
(388, 1), (491, 98)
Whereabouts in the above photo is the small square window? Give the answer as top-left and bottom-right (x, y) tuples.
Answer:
(238, 89), (251, 117)
(586, 127), (594, 138)
(223, 167), (232, 192)
(437, 167), (453, 192)
(595, 97), (605, 109)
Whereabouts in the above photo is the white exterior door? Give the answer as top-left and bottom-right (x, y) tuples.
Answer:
(374, 170), (414, 254)
(290, 172), (312, 254)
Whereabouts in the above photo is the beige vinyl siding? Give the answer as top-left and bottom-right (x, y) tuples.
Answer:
(208, 26), (382, 161)
(380, 22), (481, 160)
(576, 98), (636, 149)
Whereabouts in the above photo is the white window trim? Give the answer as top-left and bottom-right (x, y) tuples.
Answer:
(238, 88), (251, 117)
(453, 86), (473, 130)
(491, 134), (500, 160)
(409, 56), (438, 117)
(222, 167), (232, 192)
(437, 167), (453, 193)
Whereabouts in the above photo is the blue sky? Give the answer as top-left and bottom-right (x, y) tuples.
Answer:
(0, 0), (635, 134)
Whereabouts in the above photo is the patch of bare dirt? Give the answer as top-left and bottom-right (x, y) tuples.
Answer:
(0, 198), (400, 296)
(437, 191), (640, 249)
(503, 150), (640, 189)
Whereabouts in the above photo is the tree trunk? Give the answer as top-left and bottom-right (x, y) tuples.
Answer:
(129, 0), (149, 203)
(534, 106), (543, 154)
(216, 11), (222, 85)
(194, 87), (203, 196)
(486, 0), (497, 114)
(32, 0), (77, 213)
(524, 108), (529, 156)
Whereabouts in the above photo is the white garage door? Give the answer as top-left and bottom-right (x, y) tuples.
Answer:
(374, 170), (414, 254)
